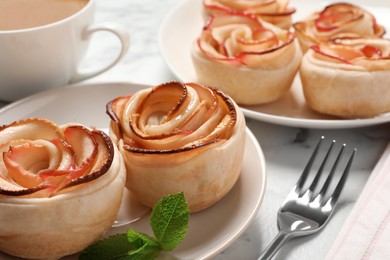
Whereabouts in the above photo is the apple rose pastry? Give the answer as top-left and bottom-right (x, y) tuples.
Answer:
(203, 0), (295, 29)
(293, 3), (386, 52)
(192, 14), (302, 105)
(300, 38), (390, 118)
(107, 81), (246, 212)
(0, 118), (126, 259)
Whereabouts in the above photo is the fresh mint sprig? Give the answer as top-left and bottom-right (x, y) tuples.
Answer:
(79, 192), (190, 260)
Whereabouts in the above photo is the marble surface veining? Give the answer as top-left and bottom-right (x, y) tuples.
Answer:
(83, 0), (180, 86)
(1, 0), (390, 259)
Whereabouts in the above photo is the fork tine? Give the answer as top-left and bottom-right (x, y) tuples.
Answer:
(296, 136), (324, 194)
(325, 148), (357, 206)
(317, 143), (346, 199)
(259, 139), (356, 260)
(307, 140), (335, 194)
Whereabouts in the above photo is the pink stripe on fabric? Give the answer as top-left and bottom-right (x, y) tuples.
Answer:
(362, 210), (390, 259)
(328, 145), (390, 258)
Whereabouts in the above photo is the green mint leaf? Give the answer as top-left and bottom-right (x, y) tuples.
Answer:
(127, 229), (161, 259)
(78, 193), (190, 260)
(79, 233), (132, 260)
(150, 192), (190, 251)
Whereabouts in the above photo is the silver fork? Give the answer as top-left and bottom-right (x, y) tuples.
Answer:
(259, 136), (356, 260)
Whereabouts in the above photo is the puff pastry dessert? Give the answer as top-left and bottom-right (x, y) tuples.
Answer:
(192, 14), (302, 105)
(203, 0), (295, 29)
(107, 81), (246, 212)
(293, 3), (385, 52)
(300, 38), (390, 118)
(0, 118), (126, 259)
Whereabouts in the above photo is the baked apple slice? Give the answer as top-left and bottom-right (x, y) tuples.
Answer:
(203, 0), (295, 29)
(293, 3), (385, 52)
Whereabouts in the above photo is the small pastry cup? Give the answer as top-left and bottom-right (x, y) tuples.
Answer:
(0, 146), (126, 259)
(300, 42), (390, 118)
(116, 103), (245, 212)
(107, 82), (246, 212)
(191, 15), (302, 106)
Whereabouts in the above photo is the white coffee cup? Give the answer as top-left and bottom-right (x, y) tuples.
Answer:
(0, 0), (130, 102)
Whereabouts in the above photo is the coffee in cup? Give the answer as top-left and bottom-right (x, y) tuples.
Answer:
(0, 0), (130, 101)
(0, 0), (88, 31)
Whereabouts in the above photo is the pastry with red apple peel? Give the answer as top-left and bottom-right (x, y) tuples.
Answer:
(107, 81), (246, 212)
(203, 0), (295, 29)
(300, 38), (390, 118)
(0, 118), (126, 259)
(293, 3), (385, 53)
(192, 14), (302, 106)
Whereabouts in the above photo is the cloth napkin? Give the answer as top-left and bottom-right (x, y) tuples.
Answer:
(326, 142), (390, 260)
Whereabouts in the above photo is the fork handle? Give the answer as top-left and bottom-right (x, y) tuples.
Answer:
(258, 231), (292, 260)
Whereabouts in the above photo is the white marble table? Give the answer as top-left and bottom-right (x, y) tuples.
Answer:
(1, 0), (390, 259)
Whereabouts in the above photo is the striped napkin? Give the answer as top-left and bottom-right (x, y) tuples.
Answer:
(326, 142), (390, 260)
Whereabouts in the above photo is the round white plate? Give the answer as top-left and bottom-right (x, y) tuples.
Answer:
(0, 82), (266, 260)
(159, 0), (390, 129)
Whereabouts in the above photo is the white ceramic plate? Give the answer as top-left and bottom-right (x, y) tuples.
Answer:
(159, 0), (390, 129)
(0, 82), (266, 260)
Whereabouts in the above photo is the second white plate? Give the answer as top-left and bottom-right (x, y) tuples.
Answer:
(159, 0), (390, 129)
